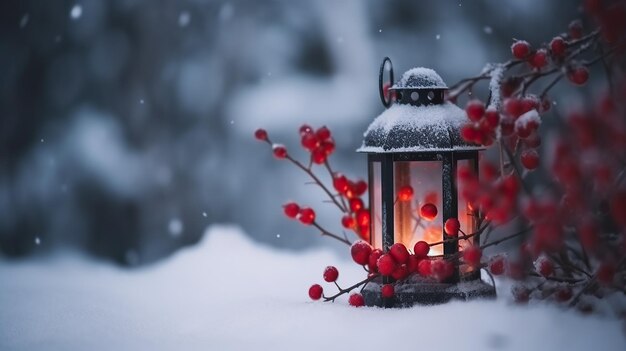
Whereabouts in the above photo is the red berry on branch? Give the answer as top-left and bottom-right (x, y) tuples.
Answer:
(341, 215), (355, 229)
(417, 259), (432, 277)
(610, 191), (626, 227)
(298, 208), (316, 225)
(356, 209), (370, 227)
(299, 124), (313, 136)
(578, 217), (599, 251)
(348, 293), (365, 307)
(254, 128), (268, 141)
(463, 246), (482, 267)
(323, 266), (339, 282)
(431, 259), (454, 282)
(419, 203), (438, 221)
(504, 98), (523, 118)
(397, 185), (414, 202)
(521, 149), (540, 170)
(358, 225), (370, 242)
(351, 241), (372, 266)
(377, 254), (397, 276)
(555, 287), (572, 302)
(321, 140), (335, 156)
(414, 241), (430, 258)
(484, 108), (500, 129)
(333, 173), (349, 194)
(529, 49), (549, 69)
(272, 144), (287, 159)
(569, 19), (583, 39)
(349, 198), (364, 212)
(368, 249), (383, 273)
(511, 40), (531, 59)
(381, 284), (395, 298)
(549, 36), (567, 57)
(354, 180), (368, 196)
(301, 133), (319, 151)
(392, 264), (409, 280)
(536, 257), (554, 277)
(444, 218), (460, 237)
(407, 255), (421, 273)
(597, 262), (616, 286)
(567, 66), (589, 85)
(309, 284), (323, 300)
(283, 202), (300, 219)
(512, 285), (530, 303)
(311, 148), (327, 164)
(390, 243), (410, 264)
(315, 126), (331, 141)
(488, 256), (506, 275)
(461, 124), (479, 143)
(465, 99), (486, 122)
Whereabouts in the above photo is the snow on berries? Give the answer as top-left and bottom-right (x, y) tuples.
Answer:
(309, 284), (323, 300)
(323, 266), (339, 282)
(488, 256), (506, 275)
(534, 257), (554, 277)
(567, 66), (589, 85)
(549, 36), (567, 57)
(569, 19), (583, 39)
(511, 40), (531, 59)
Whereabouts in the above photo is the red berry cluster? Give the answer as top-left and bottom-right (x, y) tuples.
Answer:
(334, 173), (370, 241)
(458, 162), (519, 225)
(300, 125), (336, 164)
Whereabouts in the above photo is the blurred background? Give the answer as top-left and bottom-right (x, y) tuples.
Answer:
(0, 0), (586, 266)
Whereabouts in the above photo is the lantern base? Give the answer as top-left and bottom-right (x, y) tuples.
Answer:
(362, 277), (496, 307)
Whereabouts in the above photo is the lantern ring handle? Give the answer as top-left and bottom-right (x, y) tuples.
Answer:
(379, 57), (394, 108)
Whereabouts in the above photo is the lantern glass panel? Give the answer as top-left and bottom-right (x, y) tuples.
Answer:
(369, 161), (383, 249)
(393, 161), (443, 255)
(457, 158), (477, 274)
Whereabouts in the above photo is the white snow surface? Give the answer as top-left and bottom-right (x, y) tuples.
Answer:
(1, 225), (625, 350)
(392, 67), (448, 89)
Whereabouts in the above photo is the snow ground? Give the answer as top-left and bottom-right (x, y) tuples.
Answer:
(1, 225), (624, 351)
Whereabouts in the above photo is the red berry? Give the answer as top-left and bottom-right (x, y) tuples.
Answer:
(351, 241), (372, 266)
(407, 255), (421, 273)
(299, 124), (313, 136)
(550, 36), (567, 57)
(431, 259), (454, 282)
(311, 148), (327, 164)
(413, 241), (430, 258)
(419, 203), (438, 221)
(390, 243), (410, 264)
(512, 285), (530, 303)
(529, 49), (548, 68)
(569, 20), (583, 39)
(309, 284), (323, 300)
(254, 128), (268, 141)
(463, 246), (482, 267)
(484, 108), (500, 129)
(610, 191), (626, 227)
(397, 185), (414, 202)
(283, 202), (300, 218)
(381, 284), (395, 298)
(354, 180), (368, 196)
(465, 100), (485, 122)
(301, 133), (319, 151)
(315, 126), (331, 141)
(368, 249), (383, 273)
(489, 256), (506, 275)
(417, 259), (432, 277)
(535, 257), (554, 277)
(444, 218), (460, 237)
(391, 264), (409, 280)
(348, 293), (365, 307)
(298, 208), (316, 225)
(377, 254), (397, 276)
(333, 173), (349, 194)
(349, 198), (364, 212)
(504, 98), (523, 118)
(272, 144), (287, 159)
(461, 124), (479, 143)
(567, 66), (589, 86)
(555, 287), (572, 302)
(355, 209), (370, 227)
(341, 215), (355, 229)
(521, 149), (540, 170)
(321, 140), (335, 156)
(323, 266), (339, 282)
(511, 40), (531, 59)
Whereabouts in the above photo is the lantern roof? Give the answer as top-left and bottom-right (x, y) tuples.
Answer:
(391, 67), (448, 90)
(357, 102), (482, 153)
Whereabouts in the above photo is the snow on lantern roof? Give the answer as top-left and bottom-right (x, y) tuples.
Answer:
(357, 102), (482, 153)
(391, 67), (448, 90)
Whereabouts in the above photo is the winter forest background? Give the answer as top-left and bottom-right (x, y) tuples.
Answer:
(0, 0), (585, 265)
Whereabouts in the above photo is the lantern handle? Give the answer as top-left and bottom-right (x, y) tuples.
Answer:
(379, 57), (394, 108)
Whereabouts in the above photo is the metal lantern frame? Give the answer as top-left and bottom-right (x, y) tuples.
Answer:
(359, 58), (494, 307)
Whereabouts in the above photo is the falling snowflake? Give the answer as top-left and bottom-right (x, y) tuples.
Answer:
(436, 34), (441, 40)
(168, 218), (183, 237)
(202, 212), (207, 218)
(276, 234), (281, 238)
(178, 11), (191, 27)
(34, 237), (41, 245)
(484, 26), (493, 34)
(70, 4), (82, 20)
(20, 14), (29, 28)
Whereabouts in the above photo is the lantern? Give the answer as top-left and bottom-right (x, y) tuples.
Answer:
(359, 58), (495, 307)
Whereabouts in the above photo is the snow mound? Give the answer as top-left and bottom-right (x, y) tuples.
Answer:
(392, 67), (448, 89)
(1, 225), (625, 350)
